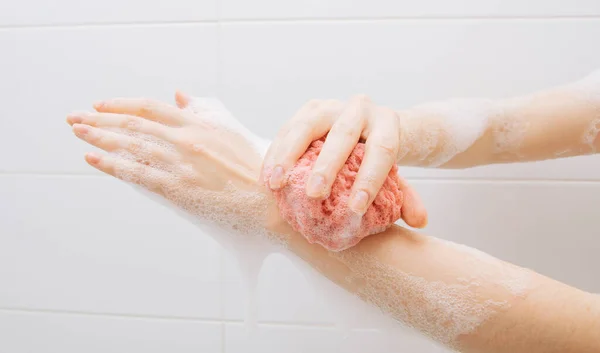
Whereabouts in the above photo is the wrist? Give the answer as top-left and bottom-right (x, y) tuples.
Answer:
(397, 99), (501, 169)
(394, 109), (420, 166)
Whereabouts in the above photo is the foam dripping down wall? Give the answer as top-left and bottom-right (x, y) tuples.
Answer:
(114, 97), (451, 352)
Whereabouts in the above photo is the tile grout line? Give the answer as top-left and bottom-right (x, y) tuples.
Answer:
(215, 0), (227, 348)
(1, 15), (600, 30)
(212, 15), (600, 24)
(0, 307), (336, 328)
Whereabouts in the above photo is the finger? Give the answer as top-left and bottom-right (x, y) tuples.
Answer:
(260, 119), (298, 184)
(307, 95), (370, 198)
(94, 98), (192, 126)
(175, 90), (191, 109)
(72, 124), (177, 164)
(348, 107), (400, 214)
(67, 112), (174, 142)
(261, 100), (319, 181)
(396, 175), (428, 228)
(259, 128), (286, 184)
(84, 152), (174, 196)
(263, 99), (335, 189)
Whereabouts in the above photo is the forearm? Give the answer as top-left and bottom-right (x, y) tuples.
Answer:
(269, 219), (600, 353)
(76, 93), (599, 352)
(396, 70), (600, 168)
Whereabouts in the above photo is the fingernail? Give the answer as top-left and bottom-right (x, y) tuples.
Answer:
(93, 101), (106, 110)
(419, 212), (429, 228)
(350, 190), (369, 215)
(85, 152), (100, 165)
(73, 124), (88, 137)
(306, 174), (325, 197)
(66, 115), (82, 125)
(67, 111), (90, 125)
(269, 166), (285, 189)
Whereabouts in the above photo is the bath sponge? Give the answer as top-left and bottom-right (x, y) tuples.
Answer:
(268, 137), (403, 251)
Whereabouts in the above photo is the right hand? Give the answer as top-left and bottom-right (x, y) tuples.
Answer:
(66, 92), (277, 237)
(261, 95), (428, 228)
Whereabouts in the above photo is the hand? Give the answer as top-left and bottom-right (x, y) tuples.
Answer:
(66, 92), (278, 237)
(261, 95), (428, 228)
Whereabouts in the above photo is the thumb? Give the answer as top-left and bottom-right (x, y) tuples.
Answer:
(175, 90), (191, 109)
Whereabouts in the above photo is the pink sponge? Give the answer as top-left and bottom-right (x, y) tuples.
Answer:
(267, 137), (403, 251)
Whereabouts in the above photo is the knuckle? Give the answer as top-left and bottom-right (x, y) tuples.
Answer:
(138, 100), (156, 116)
(353, 179), (376, 197)
(128, 139), (143, 153)
(175, 135), (194, 151)
(374, 139), (399, 159)
(334, 122), (359, 138)
(380, 107), (401, 126)
(89, 129), (104, 144)
(81, 113), (97, 127)
(122, 116), (141, 130)
(184, 139), (204, 154)
(378, 106), (396, 117)
(320, 99), (344, 116)
(296, 119), (318, 134)
(278, 121), (297, 137)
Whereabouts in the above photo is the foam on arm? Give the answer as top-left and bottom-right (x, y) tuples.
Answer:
(179, 94), (600, 352)
(397, 69), (600, 168)
(98, 94), (599, 353)
(270, 219), (600, 353)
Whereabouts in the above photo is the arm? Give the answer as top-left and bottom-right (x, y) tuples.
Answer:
(261, 70), (600, 226)
(270, 218), (600, 353)
(68, 94), (600, 353)
(397, 70), (600, 168)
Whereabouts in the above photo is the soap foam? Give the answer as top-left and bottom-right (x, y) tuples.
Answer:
(402, 98), (499, 167)
(99, 96), (531, 351)
(548, 70), (600, 156)
(400, 70), (600, 168)
(328, 236), (532, 349)
(97, 97), (289, 334)
(570, 71), (600, 153)
(178, 97), (530, 349)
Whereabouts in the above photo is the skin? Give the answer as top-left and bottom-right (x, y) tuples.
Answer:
(66, 91), (600, 353)
(264, 72), (600, 223)
(261, 96), (428, 226)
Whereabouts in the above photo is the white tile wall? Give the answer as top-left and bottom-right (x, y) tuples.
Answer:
(0, 310), (222, 353)
(0, 0), (217, 26)
(219, 20), (600, 180)
(221, 0), (600, 20)
(0, 24), (218, 174)
(0, 175), (221, 319)
(1, 1), (599, 352)
(224, 323), (443, 353)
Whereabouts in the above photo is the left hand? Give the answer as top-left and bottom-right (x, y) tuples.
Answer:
(261, 95), (428, 228)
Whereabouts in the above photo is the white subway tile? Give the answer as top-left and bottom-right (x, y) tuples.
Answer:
(224, 323), (446, 353)
(0, 0), (217, 26)
(220, 20), (600, 180)
(221, 0), (600, 19)
(0, 310), (222, 353)
(408, 180), (600, 293)
(0, 25), (218, 174)
(0, 175), (222, 319)
(222, 252), (337, 324)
